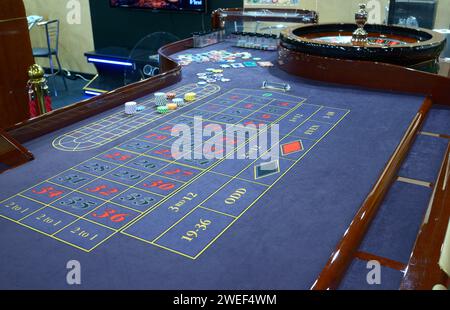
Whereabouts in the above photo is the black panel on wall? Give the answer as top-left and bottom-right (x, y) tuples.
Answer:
(89, 0), (243, 50)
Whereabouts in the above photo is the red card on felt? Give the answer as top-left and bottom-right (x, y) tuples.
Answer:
(281, 141), (303, 155)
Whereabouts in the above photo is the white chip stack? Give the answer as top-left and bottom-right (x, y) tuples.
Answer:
(154, 92), (167, 106)
(124, 101), (137, 115)
(173, 98), (185, 107)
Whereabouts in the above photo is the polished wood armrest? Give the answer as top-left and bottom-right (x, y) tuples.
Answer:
(312, 98), (433, 290)
(401, 143), (450, 290)
(0, 128), (34, 174)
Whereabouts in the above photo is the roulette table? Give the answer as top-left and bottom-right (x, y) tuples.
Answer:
(0, 7), (449, 290)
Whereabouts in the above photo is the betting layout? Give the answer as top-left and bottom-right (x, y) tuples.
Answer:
(0, 88), (349, 259)
(52, 83), (220, 152)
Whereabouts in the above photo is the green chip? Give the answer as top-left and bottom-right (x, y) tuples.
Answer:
(157, 106), (169, 114)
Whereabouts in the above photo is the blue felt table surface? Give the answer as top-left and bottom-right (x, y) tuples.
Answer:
(0, 42), (448, 289)
(339, 258), (404, 290)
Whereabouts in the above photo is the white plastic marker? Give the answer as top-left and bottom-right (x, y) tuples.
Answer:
(125, 101), (137, 115)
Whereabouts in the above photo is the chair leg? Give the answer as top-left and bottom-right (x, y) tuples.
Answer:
(55, 54), (68, 91)
(49, 54), (57, 97)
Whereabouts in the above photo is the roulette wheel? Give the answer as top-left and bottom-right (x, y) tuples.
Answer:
(279, 4), (446, 67)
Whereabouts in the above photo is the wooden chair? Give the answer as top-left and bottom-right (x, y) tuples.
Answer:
(32, 19), (68, 96)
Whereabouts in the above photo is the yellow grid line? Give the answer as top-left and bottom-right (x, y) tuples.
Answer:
(119, 230), (196, 259)
(0, 89), (257, 251)
(45, 144), (185, 238)
(3, 135), (190, 246)
(69, 167), (167, 198)
(0, 213), (101, 252)
(118, 91), (261, 234)
(55, 84), (218, 150)
(151, 103), (321, 246)
(124, 91), (310, 249)
(18, 198), (120, 232)
(53, 84), (221, 151)
(0, 88), (349, 256)
(191, 110), (351, 259)
(76, 157), (190, 185)
(43, 182), (147, 215)
(197, 205), (237, 218)
(149, 105), (351, 258)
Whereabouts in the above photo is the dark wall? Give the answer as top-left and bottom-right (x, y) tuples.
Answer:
(89, 0), (243, 50)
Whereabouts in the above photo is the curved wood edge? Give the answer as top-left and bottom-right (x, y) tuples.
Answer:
(400, 143), (450, 290)
(311, 98), (432, 290)
(278, 46), (450, 106)
(158, 38), (193, 72)
(0, 128), (34, 174)
(354, 251), (406, 271)
(211, 7), (319, 29)
(6, 37), (193, 143)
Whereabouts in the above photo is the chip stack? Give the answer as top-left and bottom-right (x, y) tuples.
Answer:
(173, 98), (185, 107)
(154, 92), (167, 106)
(166, 92), (176, 100)
(124, 101), (137, 115)
(184, 92), (196, 102)
(167, 103), (177, 110)
(157, 106), (169, 114)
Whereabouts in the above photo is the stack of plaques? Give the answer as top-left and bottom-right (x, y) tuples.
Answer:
(166, 92), (176, 100)
(173, 98), (185, 107)
(154, 92), (167, 106)
(184, 92), (196, 102)
(157, 106), (169, 114)
(167, 103), (177, 110)
(124, 101), (137, 115)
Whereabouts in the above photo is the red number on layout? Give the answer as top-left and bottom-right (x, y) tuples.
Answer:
(104, 152), (131, 161)
(86, 185), (119, 196)
(244, 104), (254, 109)
(92, 208), (115, 218)
(109, 213), (129, 223)
(243, 121), (264, 127)
(279, 102), (289, 107)
(163, 169), (193, 177)
(222, 137), (237, 145)
(32, 186), (54, 194)
(210, 146), (224, 155)
(143, 180), (175, 191)
(159, 125), (173, 131)
(48, 191), (64, 198)
(204, 124), (222, 131)
(159, 125), (182, 134)
(145, 133), (167, 141)
(92, 208), (129, 223)
(32, 186), (64, 198)
(261, 114), (272, 119)
(153, 149), (172, 158)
